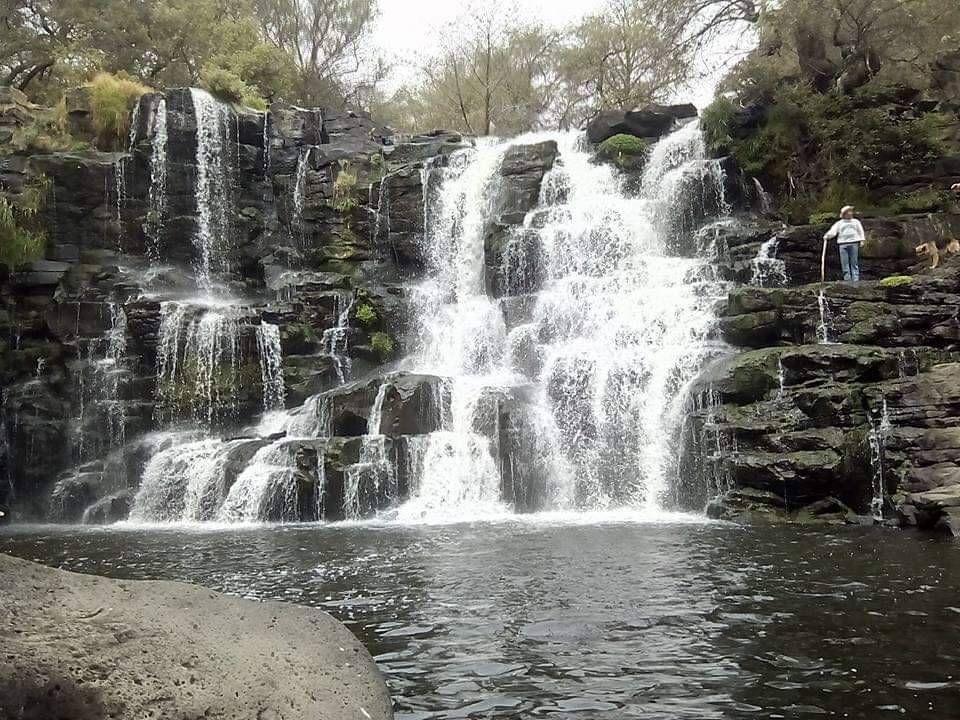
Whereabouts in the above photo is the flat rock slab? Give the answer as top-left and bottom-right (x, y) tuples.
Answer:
(0, 553), (392, 720)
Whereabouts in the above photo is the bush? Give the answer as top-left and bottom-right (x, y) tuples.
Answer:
(889, 189), (952, 214)
(0, 195), (46, 268)
(354, 303), (377, 327)
(87, 72), (151, 145)
(597, 134), (650, 159)
(721, 82), (944, 209)
(880, 275), (913, 287)
(370, 331), (395, 358)
(808, 211), (839, 225)
(199, 65), (267, 110)
(332, 160), (359, 213)
(700, 97), (737, 153)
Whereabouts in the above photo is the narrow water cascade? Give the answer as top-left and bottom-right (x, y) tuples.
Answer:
(291, 145), (312, 237)
(751, 236), (788, 286)
(868, 399), (893, 521)
(189, 88), (234, 291)
(320, 292), (355, 383)
(816, 289), (833, 344)
(145, 97), (168, 262)
(256, 322), (285, 412)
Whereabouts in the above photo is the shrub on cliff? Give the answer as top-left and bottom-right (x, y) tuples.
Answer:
(709, 82), (945, 220)
(199, 66), (268, 110)
(87, 73), (151, 146)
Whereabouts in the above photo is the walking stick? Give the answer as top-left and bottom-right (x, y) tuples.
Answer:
(820, 236), (828, 283)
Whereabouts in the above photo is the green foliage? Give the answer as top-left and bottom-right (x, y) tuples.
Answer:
(723, 82), (944, 216)
(808, 211), (839, 225)
(801, 182), (879, 225)
(597, 134), (650, 162)
(0, 191), (47, 268)
(354, 303), (378, 327)
(199, 66), (267, 110)
(370, 331), (395, 358)
(889, 189), (952, 215)
(332, 160), (359, 214)
(700, 96), (737, 153)
(880, 275), (913, 287)
(86, 73), (151, 145)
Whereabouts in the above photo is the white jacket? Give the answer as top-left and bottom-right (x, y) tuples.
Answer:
(824, 218), (865, 245)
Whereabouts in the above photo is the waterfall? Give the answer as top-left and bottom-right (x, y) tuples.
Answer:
(72, 302), (129, 463)
(816, 289), (833, 344)
(217, 441), (297, 523)
(320, 292), (355, 383)
(397, 123), (728, 519)
(344, 383), (395, 520)
(291, 146), (312, 237)
(155, 301), (243, 427)
(190, 88), (233, 291)
(262, 111), (271, 177)
(146, 98), (168, 263)
(257, 322), (285, 411)
(751, 236), (787, 287)
(113, 158), (126, 230)
(868, 399), (893, 522)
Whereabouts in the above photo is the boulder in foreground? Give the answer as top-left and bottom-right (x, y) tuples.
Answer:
(0, 553), (393, 720)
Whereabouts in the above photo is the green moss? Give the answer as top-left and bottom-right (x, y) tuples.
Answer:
(889, 189), (952, 214)
(597, 134), (651, 160)
(87, 72), (151, 146)
(880, 275), (913, 287)
(370, 331), (395, 358)
(355, 303), (377, 327)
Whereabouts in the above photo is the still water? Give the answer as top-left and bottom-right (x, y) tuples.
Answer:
(2, 517), (958, 719)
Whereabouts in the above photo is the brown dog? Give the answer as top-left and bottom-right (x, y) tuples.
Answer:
(916, 239), (960, 269)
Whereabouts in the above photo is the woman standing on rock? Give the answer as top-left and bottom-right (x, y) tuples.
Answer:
(823, 205), (865, 281)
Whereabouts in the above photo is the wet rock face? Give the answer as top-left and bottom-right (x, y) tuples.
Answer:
(685, 248), (960, 532)
(586, 104), (698, 144)
(484, 141), (557, 298)
(0, 84), (470, 521)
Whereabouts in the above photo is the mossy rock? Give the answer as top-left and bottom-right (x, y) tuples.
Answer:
(597, 134), (651, 159)
(879, 275), (913, 287)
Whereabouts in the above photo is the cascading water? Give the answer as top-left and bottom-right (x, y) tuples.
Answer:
(397, 122), (729, 519)
(257, 322), (285, 411)
(190, 88), (233, 291)
(751, 236), (788, 287)
(321, 292), (355, 383)
(868, 398), (893, 521)
(155, 302), (242, 426)
(816, 289), (833, 344)
(145, 97), (168, 262)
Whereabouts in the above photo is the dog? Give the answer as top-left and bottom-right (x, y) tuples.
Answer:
(916, 238), (960, 269)
(952, 182), (960, 198)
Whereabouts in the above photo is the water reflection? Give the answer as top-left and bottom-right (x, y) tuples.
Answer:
(2, 521), (958, 718)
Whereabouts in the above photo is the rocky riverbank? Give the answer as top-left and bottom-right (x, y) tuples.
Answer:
(0, 553), (392, 720)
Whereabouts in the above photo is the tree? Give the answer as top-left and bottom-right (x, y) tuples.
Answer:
(558, 0), (697, 124)
(253, 0), (382, 107)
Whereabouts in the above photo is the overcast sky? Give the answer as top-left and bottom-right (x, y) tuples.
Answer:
(370, 0), (754, 108)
